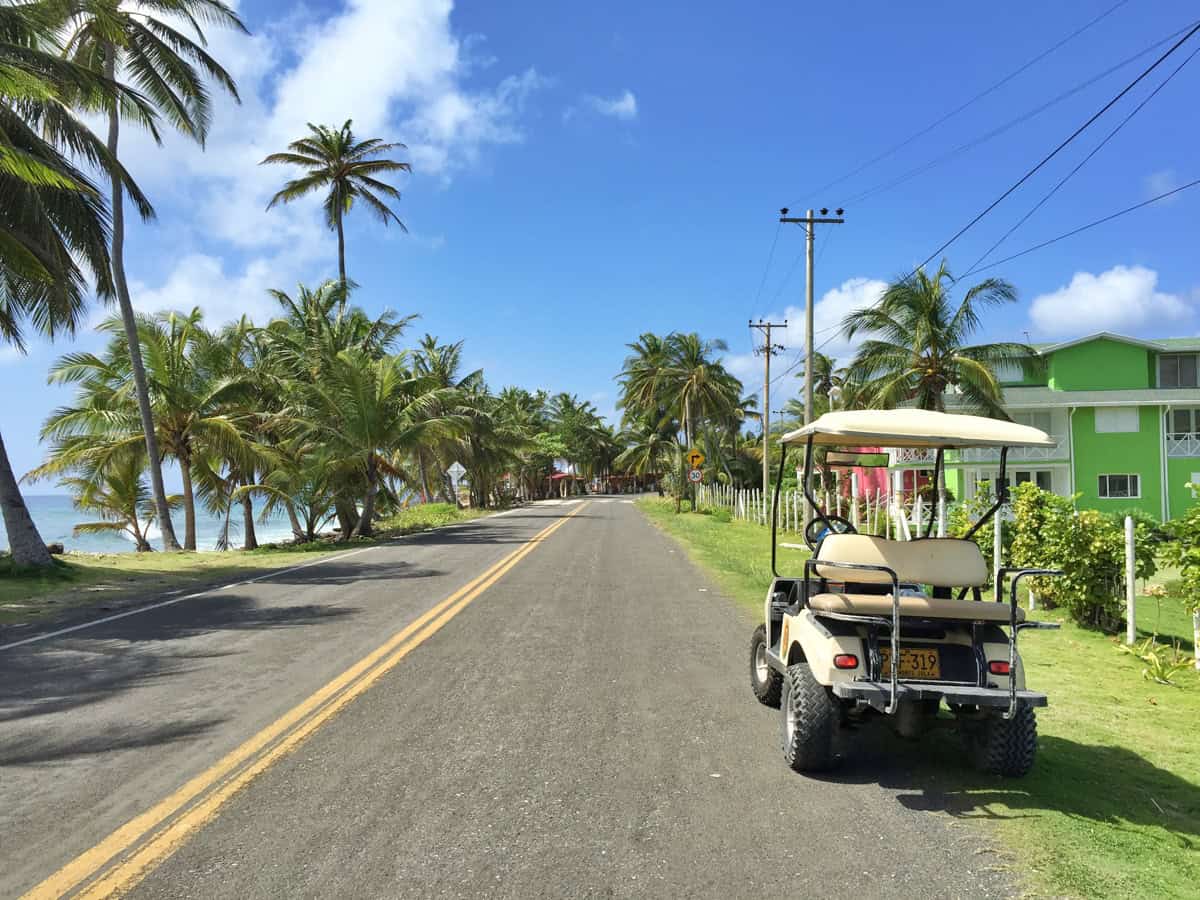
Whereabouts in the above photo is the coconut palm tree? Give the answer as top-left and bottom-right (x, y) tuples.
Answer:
(0, 1), (153, 567)
(60, 451), (180, 552)
(38, 309), (264, 550)
(840, 261), (1032, 415)
(261, 120), (411, 286)
(57, 0), (248, 551)
(302, 350), (462, 537)
(841, 260), (1034, 512)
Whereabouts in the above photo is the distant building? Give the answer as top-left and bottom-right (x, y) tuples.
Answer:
(888, 332), (1200, 520)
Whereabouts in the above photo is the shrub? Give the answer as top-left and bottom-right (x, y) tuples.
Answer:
(1164, 488), (1200, 618)
(711, 507), (732, 523)
(1010, 483), (1156, 631)
(947, 487), (1011, 572)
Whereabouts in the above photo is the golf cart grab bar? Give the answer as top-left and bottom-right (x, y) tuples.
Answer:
(803, 558), (902, 715)
(1001, 567), (1064, 720)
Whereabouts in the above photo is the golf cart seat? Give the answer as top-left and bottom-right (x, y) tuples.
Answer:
(809, 533), (1022, 622)
(808, 591), (1024, 623)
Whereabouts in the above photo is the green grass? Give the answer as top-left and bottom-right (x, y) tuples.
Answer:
(0, 503), (491, 626)
(639, 498), (1200, 900)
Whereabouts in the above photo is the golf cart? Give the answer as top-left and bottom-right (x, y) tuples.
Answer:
(748, 409), (1062, 776)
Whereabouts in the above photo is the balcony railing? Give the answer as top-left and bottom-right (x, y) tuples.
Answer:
(1167, 434), (1200, 458)
(959, 441), (1066, 462)
(888, 440), (1067, 466)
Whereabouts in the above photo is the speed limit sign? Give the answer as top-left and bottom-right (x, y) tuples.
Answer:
(687, 468), (703, 484)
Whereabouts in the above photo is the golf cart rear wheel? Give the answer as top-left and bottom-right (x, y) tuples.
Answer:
(750, 625), (782, 707)
(780, 662), (837, 772)
(967, 707), (1038, 777)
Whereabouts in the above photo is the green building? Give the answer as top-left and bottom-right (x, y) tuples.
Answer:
(889, 332), (1200, 521)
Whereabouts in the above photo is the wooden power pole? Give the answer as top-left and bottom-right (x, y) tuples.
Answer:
(778, 207), (845, 424)
(750, 319), (787, 497)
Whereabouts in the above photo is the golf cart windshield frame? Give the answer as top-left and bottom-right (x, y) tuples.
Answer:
(769, 437), (1011, 579)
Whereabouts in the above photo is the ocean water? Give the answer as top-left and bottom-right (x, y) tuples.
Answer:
(1, 494), (298, 554)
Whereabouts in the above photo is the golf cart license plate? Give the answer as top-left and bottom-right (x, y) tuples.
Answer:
(879, 647), (940, 679)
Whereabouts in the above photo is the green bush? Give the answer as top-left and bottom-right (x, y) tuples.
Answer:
(1111, 506), (1169, 543)
(711, 506), (732, 523)
(1010, 483), (1156, 631)
(1164, 486), (1200, 617)
(947, 487), (1011, 572)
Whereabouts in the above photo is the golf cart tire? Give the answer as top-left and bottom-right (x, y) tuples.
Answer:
(750, 625), (783, 707)
(968, 707), (1038, 777)
(781, 662), (837, 772)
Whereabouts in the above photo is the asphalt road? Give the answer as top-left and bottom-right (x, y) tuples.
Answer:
(0, 499), (1013, 899)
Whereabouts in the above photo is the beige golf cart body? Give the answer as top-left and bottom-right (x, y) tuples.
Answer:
(751, 409), (1062, 774)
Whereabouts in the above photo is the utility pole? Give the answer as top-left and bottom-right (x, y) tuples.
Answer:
(750, 319), (787, 497)
(778, 207), (845, 424)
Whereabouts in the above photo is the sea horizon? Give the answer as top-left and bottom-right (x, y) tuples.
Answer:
(1, 494), (297, 555)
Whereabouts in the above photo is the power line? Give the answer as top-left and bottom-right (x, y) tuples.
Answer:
(843, 21), (1197, 208)
(969, 177), (1200, 274)
(794, 177), (1198, 363)
(746, 221), (783, 351)
(792, 0), (1131, 205)
(909, 20), (1200, 276)
(964, 40), (1200, 276)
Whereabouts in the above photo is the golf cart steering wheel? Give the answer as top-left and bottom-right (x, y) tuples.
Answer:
(803, 515), (857, 551)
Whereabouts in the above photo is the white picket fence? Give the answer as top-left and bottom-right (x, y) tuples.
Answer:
(694, 483), (903, 536)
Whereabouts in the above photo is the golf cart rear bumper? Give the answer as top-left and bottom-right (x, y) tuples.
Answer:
(832, 681), (1048, 712)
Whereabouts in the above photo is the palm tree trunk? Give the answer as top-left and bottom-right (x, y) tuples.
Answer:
(241, 487), (258, 550)
(0, 429), (52, 567)
(179, 448), (196, 551)
(285, 501), (304, 543)
(353, 456), (378, 538)
(334, 496), (358, 538)
(335, 201), (347, 290)
(104, 54), (180, 552)
(417, 451), (432, 503)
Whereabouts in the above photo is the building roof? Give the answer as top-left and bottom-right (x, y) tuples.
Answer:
(1028, 332), (1200, 355)
(782, 409), (1056, 449)
(944, 386), (1200, 409)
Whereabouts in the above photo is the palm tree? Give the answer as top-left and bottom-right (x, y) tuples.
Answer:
(60, 452), (180, 552)
(841, 260), (1034, 512)
(261, 120), (411, 285)
(840, 261), (1032, 415)
(0, 1), (150, 567)
(792, 352), (850, 417)
(302, 350), (461, 537)
(411, 334), (481, 500)
(58, 0), (248, 551)
(38, 309), (263, 550)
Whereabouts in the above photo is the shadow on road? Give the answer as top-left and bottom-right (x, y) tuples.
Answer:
(0, 597), (357, 725)
(0, 716), (226, 766)
(815, 729), (1200, 850)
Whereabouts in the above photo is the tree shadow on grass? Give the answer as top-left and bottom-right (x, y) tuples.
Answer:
(819, 728), (1200, 851)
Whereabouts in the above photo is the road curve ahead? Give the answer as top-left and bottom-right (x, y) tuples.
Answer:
(1, 499), (1012, 899)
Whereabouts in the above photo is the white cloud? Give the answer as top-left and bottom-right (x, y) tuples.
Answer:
(127, 253), (300, 326)
(565, 89), (638, 122)
(726, 276), (886, 395)
(112, 0), (543, 319)
(1144, 168), (1180, 202)
(1029, 265), (1190, 336)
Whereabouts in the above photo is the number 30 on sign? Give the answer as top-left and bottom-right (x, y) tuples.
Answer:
(687, 468), (703, 484)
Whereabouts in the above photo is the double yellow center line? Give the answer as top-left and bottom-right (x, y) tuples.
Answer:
(26, 503), (588, 899)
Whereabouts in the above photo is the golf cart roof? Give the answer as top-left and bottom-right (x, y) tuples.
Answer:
(781, 409), (1056, 450)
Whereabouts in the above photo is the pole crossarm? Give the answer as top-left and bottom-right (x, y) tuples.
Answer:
(750, 319), (788, 498)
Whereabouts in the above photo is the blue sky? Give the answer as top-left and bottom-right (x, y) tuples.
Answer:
(3, 0), (1199, 488)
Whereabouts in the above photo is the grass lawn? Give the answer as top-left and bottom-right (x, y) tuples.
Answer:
(639, 498), (1200, 900)
(0, 503), (491, 627)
